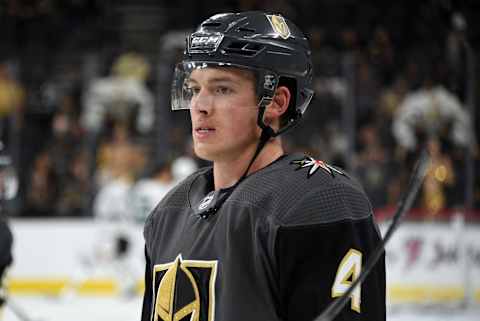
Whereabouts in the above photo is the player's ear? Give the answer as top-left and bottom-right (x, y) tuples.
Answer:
(263, 86), (291, 126)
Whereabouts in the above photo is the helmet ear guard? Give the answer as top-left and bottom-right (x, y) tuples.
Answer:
(256, 74), (314, 137)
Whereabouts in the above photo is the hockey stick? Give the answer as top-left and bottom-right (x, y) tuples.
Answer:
(2, 295), (43, 321)
(313, 151), (431, 321)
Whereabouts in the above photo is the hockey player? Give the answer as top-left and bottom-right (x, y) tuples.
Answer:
(0, 219), (12, 319)
(141, 11), (385, 321)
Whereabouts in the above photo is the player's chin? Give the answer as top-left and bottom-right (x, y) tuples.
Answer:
(192, 143), (216, 162)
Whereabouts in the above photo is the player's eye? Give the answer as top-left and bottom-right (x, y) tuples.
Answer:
(186, 85), (201, 96)
(215, 86), (233, 95)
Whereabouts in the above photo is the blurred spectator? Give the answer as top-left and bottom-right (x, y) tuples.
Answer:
(93, 121), (146, 221)
(93, 176), (133, 222)
(355, 56), (381, 127)
(81, 52), (155, 136)
(95, 121), (146, 188)
(392, 76), (471, 156)
(46, 95), (84, 185)
(445, 12), (468, 99)
(422, 137), (455, 216)
(56, 148), (91, 217)
(376, 76), (409, 154)
(129, 161), (175, 223)
(0, 61), (25, 145)
(24, 92), (89, 217)
(23, 150), (58, 217)
(378, 76), (408, 123)
(0, 61), (24, 117)
(353, 124), (395, 208)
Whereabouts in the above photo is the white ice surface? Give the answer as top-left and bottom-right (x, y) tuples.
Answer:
(2, 295), (479, 321)
(3, 296), (143, 321)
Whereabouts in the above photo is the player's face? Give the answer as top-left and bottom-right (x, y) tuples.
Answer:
(188, 67), (260, 162)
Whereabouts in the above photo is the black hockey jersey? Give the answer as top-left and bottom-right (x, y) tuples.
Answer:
(141, 154), (385, 321)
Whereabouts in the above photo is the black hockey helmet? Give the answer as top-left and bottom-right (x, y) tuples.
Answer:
(171, 11), (314, 136)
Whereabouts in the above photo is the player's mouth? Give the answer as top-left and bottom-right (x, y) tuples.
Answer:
(194, 127), (216, 139)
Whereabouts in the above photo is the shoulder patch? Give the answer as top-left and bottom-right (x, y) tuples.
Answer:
(290, 156), (347, 178)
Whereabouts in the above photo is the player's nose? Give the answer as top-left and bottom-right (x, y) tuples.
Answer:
(191, 90), (214, 115)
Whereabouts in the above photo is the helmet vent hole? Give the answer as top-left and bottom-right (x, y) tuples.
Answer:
(224, 41), (263, 57)
(202, 22), (222, 28)
(238, 27), (256, 33)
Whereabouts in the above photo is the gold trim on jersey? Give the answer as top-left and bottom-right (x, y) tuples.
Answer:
(152, 255), (217, 321)
(331, 248), (362, 313)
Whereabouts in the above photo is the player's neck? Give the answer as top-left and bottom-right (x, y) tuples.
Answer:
(213, 139), (284, 190)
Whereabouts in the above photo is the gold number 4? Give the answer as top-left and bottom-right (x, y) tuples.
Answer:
(331, 248), (362, 313)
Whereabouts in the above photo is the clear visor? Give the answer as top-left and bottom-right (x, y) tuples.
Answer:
(171, 61), (277, 111)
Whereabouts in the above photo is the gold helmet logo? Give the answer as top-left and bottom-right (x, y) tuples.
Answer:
(266, 14), (291, 40)
(152, 255), (217, 321)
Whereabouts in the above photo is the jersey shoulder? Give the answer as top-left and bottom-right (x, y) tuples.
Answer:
(236, 154), (373, 226)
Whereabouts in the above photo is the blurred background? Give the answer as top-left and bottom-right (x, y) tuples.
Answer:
(0, 0), (479, 320)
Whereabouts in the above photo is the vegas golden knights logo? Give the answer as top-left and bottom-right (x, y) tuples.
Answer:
(152, 255), (217, 321)
(266, 14), (291, 39)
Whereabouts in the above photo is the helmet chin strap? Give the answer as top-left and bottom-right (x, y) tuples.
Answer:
(237, 104), (276, 180)
(194, 105), (276, 219)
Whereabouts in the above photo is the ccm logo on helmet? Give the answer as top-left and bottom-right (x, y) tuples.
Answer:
(189, 33), (224, 53)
